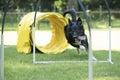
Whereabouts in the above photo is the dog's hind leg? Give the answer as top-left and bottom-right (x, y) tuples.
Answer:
(77, 48), (80, 55)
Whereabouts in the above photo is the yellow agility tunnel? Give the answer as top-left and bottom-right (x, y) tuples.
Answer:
(17, 12), (69, 54)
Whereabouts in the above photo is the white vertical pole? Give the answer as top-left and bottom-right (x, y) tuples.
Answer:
(1, 0), (10, 80)
(33, 26), (36, 64)
(88, 34), (93, 80)
(104, 0), (113, 64)
(1, 34), (4, 80)
(33, 0), (41, 64)
(77, 0), (93, 80)
(108, 26), (113, 64)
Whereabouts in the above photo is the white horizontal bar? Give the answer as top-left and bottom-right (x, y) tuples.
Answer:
(33, 60), (113, 64)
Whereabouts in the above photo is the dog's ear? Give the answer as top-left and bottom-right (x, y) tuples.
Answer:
(77, 17), (82, 21)
(77, 17), (82, 25)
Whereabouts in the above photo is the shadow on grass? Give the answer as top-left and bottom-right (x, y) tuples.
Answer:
(35, 49), (88, 61)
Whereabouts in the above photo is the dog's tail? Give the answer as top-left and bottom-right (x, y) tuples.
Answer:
(63, 9), (76, 22)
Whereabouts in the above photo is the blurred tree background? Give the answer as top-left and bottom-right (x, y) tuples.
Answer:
(0, 0), (120, 12)
(0, 0), (120, 30)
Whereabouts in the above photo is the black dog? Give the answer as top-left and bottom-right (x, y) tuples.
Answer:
(63, 10), (89, 55)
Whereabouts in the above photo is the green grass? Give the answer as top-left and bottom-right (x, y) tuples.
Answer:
(4, 46), (120, 80)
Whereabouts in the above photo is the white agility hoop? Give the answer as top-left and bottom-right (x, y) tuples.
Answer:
(32, 0), (113, 64)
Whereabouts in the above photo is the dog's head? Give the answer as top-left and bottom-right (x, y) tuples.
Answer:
(68, 17), (85, 42)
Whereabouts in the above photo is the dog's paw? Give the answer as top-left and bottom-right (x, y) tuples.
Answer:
(92, 56), (97, 61)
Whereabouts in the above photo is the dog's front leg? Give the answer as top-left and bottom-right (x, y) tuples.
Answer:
(77, 48), (80, 55)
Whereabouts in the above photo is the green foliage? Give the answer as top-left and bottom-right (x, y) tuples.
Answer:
(0, 0), (120, 12)
(4, 46), (120, 80)
(81, 0), (120, 10)
(55, 0), (63, 11)
(40, 0), (55, 12)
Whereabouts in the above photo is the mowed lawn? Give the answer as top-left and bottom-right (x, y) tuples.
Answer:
(4, 46), (120, 80)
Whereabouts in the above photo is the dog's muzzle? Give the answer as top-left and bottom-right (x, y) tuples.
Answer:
(74, 35), (86, 45)
(78, 36), (86, 40)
